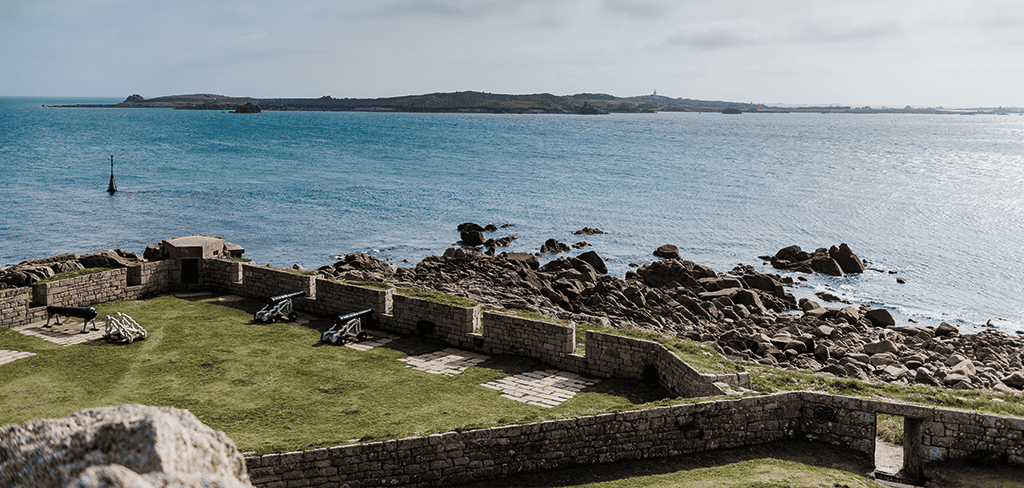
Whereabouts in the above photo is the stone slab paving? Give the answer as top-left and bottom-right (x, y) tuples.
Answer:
(482, 370), (598, 408)
(12, 320), (106, 346)
(398, 348), (489, 375)
(344, 330), (397, 351)
(0, 350), (37, 366)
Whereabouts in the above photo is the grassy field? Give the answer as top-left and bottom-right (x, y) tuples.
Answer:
(0, 294), (679, 455)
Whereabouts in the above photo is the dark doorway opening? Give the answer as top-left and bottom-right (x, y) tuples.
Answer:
(416, 320), (436, 337)
(182, 259), (199, 284)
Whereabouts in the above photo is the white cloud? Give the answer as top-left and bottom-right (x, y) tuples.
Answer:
(2, 0), (1023, 106)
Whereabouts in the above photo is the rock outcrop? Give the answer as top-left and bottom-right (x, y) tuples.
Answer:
(0, 404), (252, 488)
(232, 103), (261, 113)
(767, 243), (866, 277)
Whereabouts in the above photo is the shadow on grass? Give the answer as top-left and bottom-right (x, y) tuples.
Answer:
(582, 377), (674, 405)
(448, 440), (876, 488)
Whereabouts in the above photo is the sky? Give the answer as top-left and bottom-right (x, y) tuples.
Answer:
(3, 0), (1023, 108)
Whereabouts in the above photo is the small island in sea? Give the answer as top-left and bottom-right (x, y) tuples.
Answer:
(49, 91), (1005, 115)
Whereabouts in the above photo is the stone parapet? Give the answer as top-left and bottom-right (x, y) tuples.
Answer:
(31, 268), (129, 307)
(311, 279), (393, 319)
(244, 391), (1024, 487)
(386, 294), (479, 344)
(245, 393), (803, 488)
(0, 287), (30, 328)
(477, 311), (575, 362)
(203, 259), (245, 294)
(241, 266), (317, 302)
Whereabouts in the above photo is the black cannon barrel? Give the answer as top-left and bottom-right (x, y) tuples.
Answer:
(334, 308), (374, 325)
(267, 290), (307, 303)
(46, 306), (98, 321)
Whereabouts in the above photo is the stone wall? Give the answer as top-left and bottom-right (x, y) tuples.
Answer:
(0, 287), (30, 328)
(384, 294), (480, 343)
(203, 259), (245, 295)
(307, 279), (393, 320)
(581, 331), (749, 398)
(246, 393), (803, 488)
(126, 260), (178, 297)
(241, 266), (316, 301)
(244, 391), (1024, 488)
(31, 268), (130, 307)
(475, 311), (576, 367)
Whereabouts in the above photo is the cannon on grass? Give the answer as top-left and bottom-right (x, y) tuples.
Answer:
(321, 308), (374, 345)
(45, 306), (99, 334)
(254, 290), (306, 323)
(104, 312), (146, 343)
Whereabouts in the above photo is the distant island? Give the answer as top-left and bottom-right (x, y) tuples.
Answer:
(49, 91), (1018, 115)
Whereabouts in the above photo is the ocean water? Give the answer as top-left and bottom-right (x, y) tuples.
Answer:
(1, 97), (1022, 333)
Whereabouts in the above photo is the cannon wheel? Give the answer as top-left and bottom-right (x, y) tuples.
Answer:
(287, 311), (298, 321)
(357, 331), (368, 341)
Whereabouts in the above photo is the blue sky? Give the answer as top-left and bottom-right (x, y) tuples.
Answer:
(3, 0), (1023, 107)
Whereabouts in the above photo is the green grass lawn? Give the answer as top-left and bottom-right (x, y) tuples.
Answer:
(0, 295), (677, 455)
(558, 458), (879, 488)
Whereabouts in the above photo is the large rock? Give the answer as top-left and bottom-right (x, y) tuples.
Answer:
(863, 340), (899, 356)
(829, 243), (866, 274)
(79, 249), (132, 269)
(653, 244), (680, 260)
(936, 322), (959, 337)
(0, 404), (252, 488)
(770, 244), (864, 277)
(865, 308), (896, 327)
(460, 230), (486, 246)
(539, 239), (570, 254)
(576, 250), (607, 274)
(1001, 371), (1024, 389)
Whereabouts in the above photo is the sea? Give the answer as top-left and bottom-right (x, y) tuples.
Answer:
(1, 96), (1022, 335)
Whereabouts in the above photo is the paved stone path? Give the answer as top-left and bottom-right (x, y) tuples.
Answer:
(12, 320), (106, 346)
(0, 350), (36, 367)
(398, 348), (490, 375)
(482, 370), (598, 408)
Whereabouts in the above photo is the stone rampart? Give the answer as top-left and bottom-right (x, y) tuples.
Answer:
(241, 266), (316, 302)
(31, 268), (129, 307)
(0, 287), (31, 328)
(244, 391), (1024, 487)
(385, 294), (480, 344)
(202, 259), (245, 295)
(126, 260), (177, 297)
(476, 311), (576, 367)
(244, 393), (804, 488)
(308, 279), (393, 319)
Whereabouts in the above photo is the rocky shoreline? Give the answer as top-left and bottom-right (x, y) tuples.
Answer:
(4, 228), (1024, 395)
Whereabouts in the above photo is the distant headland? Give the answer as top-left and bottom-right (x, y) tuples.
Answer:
(48, 91), (1015, 115)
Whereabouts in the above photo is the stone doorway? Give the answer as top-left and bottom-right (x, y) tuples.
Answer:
(875, 413), (924, 484)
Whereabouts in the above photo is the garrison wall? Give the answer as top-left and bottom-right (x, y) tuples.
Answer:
(245, 391), (1024, 488)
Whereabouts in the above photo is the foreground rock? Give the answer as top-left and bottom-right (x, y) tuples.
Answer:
(0, 404), (252, 488)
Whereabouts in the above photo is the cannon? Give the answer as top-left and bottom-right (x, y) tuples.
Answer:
(45, 306), (99, 333)
(254, 290), (306, 323)
(104, 312), (146, 343)
(321, 308), (374, 345)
